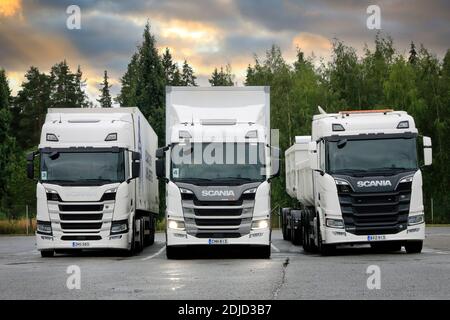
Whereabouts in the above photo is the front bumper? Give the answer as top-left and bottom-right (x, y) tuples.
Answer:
(323, 223), (425, 245)
(166, 227), (271, 247)
(36, 232), (131, 251)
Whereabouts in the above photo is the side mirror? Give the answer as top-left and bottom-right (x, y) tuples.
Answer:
(156, 146), (168, 159)
(423, 136), (432, 166)
(156, 158), (165, 179)
(26, 152), (35, 179)
(130, 151), (141, 180)
(269, 146), (280, 179)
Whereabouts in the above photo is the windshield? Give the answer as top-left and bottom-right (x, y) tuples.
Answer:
(171, 142), (266, 183)
(40, 151), (126, 185)
(327, 137), (418, 176)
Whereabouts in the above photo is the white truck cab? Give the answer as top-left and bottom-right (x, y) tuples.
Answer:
(156, 87), (279, 259)
(28, 108), (159, 257)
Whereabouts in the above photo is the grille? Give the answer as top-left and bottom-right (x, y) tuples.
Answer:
(339, 183), (411, 235)
(60, 213), (103, 221)
(59, 204), (103, 212)
(195, 219), (241, 226)
(60, 222), (102, 230)
(194, 208), (242, 216)
(193, 199), (243, 206)
(61, 235), (102, 241)
(195, 233), (241, 238)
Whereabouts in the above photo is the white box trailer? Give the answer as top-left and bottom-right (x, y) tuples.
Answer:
(156, 86), (279, 259)
(27, 107), (159, 257)
(281, 108), (433, 254)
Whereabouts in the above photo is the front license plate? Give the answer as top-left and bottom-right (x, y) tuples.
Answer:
(367, 235), (386, 241)
(72, 241), (90, 248)
(208, 239), (228, 245)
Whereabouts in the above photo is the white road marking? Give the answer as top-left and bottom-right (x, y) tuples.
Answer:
(271, 243), (280, 253)
(141, 246), (166, 261)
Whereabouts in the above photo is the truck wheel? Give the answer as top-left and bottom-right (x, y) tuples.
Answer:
(405, 241), (423, 254)
(144, 216), (155, 246)
(40, 250), (54, 258)
(371, 242), (402, 253)
(252, 245), (271, 259)
(135, 217), (144, 253)
(317, 220), (335, 256)
(291, 210), (302, 245)
(166, 246), (183, 259)
(281, 208), (291, 241)
(301, 211), (311, 253)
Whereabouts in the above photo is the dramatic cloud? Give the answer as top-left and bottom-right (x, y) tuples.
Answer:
(0, 0), (449, 106)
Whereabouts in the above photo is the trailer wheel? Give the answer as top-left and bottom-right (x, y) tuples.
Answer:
(40, 250), (54, 258)
(405, 241), (423, 254)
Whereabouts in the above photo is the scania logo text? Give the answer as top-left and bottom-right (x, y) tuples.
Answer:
(202, 190), (235, 197)
(357, 180), (392, 188)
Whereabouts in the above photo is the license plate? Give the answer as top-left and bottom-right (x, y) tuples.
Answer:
(72, 241), (90, 248)
(208, 239), (228, 245)
(367, 235), (386, 241)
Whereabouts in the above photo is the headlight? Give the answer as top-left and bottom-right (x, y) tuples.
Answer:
(243, 188), (257, 194)
(46, 189), (62, 202)
(252, 219), (269, 230)
(168, 219), (185, 230)
(399, 176), (414, 184)
(326, 218), (345, 229)
(180, 188), (193, 194)
(37, 221), (52, 235)
(408, 214), (424, 225)
(335, 179), (352, 193)
(111, 220), (128, 234)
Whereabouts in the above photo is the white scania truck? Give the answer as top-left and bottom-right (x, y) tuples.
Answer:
(156, 87), (279, 259)
(27, 107), (159, 257)
(281, 108), (432, 255)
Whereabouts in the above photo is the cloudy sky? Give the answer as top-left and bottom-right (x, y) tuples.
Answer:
(1, 0), (449, 106)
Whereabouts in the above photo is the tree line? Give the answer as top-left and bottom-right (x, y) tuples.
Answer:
(0, 23), (448, 223)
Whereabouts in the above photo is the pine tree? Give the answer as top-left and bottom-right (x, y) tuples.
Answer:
(408, 42), (418, 65)
(0, 69), (15, 204)
(97, 70), (112, 108)
(162, 48), (179, 85)
(181, 60), (197, 86)
(209, 65), (234, 86)
(74, 65), (90, 108)
(13, 66), (52, 148)
(115, 53), (139, 107)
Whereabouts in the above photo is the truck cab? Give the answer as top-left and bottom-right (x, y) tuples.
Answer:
(28, 108), (159, 257)
(156, 87), (279, 259)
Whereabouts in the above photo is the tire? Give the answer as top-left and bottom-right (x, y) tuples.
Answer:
(281, 208), (291, 241)
(302, 211), (312, 253)
(166, 245), (183, 259)
(40, 250), (54, 258)
(405, 241), (423, 254)
(144, 216), (155, 246)
(291, 210), (302, 245)
(122, 217), (137, 257)
(135, 217), (144, 253)
(317, 219), (335, 256)
(370, 241), (402, 253)
(253, 245), (271, 259)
